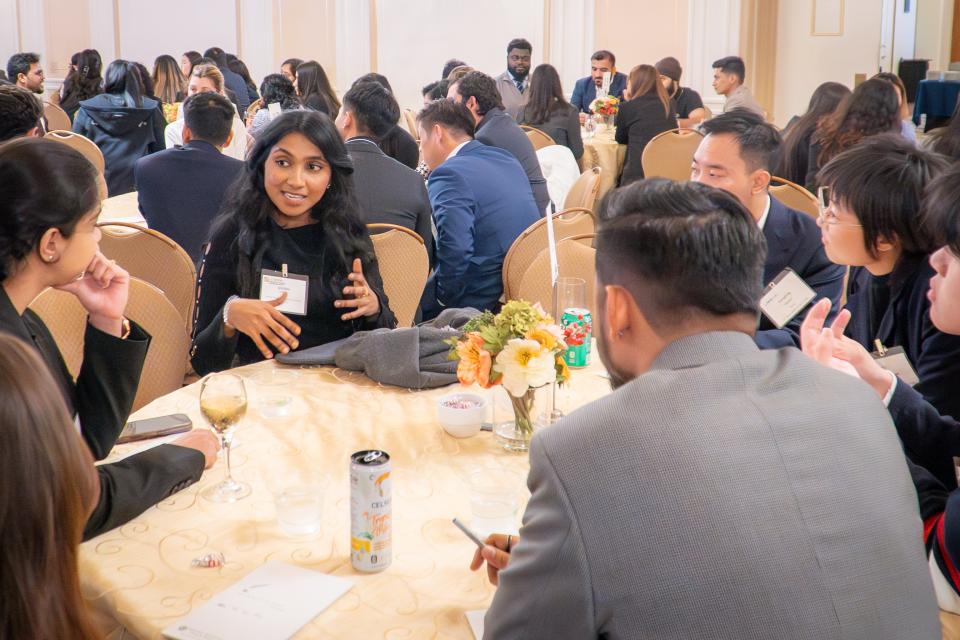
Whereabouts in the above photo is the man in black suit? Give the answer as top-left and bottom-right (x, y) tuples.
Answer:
(335, 81), (433, 264)
(135, 92), (243, 263)
(690, 109), (845, 347)
(449, 71), (550, 215)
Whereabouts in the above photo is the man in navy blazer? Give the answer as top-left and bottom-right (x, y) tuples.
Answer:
(691, 110), (845, 347)
(570, 50), (628, 115)
(415, 100), (540, 319)
(134, 92), (243, 263)
(449, 71), (550, 215)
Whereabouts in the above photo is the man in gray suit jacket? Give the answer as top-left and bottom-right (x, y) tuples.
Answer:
(336, 81), (433, 264)
(472, 180), (941, 639)
(450, 71), (550, 215)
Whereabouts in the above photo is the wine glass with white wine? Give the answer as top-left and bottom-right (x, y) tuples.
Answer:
(199, 373), (250, 502)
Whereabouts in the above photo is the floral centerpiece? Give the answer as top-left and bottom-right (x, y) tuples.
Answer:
(590, 95), (619, 126)
(447, 302), (569, 447)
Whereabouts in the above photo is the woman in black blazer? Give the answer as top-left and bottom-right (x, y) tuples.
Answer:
(518, 64), (583, 161)
(614, 64), (677, 186)
(815, 134), (960, 420)
(0, 138), (216, 540)
(192, 110), (396, 375)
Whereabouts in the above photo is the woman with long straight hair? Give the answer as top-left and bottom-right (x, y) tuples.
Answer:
(192, 110), (396, 374)
(153, 54), (187, 122)
(228, 55), (259, 104)
(614, 63), (676, 185)
(805, 77), (900, 190)
(72, 59), (166, 195)
(0, 335), (102, 640)
(776, 81), (850, 185)
(295, 60), (340, 115)
(181, 50), (202, 78)
(518, 63), (583, 160)
(59, 49), (103, 121)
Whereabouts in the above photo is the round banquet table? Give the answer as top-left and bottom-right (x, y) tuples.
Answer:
(81, 352), (612, 639)
(98, 190), (147, 228)
(579, 126), (625, 200)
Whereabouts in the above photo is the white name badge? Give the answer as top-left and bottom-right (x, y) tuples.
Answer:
(759, 268), (817, 329)
(872, 345), (920, 386)
(260, 267), (308, 316)
(267, 101), (282, 119)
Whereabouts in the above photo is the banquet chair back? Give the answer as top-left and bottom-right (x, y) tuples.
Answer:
(367, 223), (429, 327)
(640, 128), (704, 181)
(516, 234), (597, 317)
(29, 278), (190, 411)
(97, 222), (197, 332)
(770, 177), (819, 219)
(502, 208), (596, 300)
(521, 126), (557, 151)
(403, 109), (420, 141)
(44, 130), (105, 175)
(562, 167), (602, 213)
(43, 102), (71, 132)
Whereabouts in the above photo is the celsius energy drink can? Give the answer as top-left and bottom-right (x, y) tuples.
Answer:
(561, 308), (592, 368)
(350, 450), (392, 572)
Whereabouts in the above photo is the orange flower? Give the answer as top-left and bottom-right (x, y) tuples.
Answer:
(555, 355), (570, 383)
(456, 332), (494, 388)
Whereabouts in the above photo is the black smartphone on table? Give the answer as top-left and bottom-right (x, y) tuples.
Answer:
(117, 413), (192, 444)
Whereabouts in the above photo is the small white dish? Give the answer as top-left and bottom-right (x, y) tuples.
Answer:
(437, 393), (488, 438)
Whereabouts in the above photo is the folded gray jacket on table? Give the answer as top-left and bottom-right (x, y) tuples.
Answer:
(275, 308), (479, 389)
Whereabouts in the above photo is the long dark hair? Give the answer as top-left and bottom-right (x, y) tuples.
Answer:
(815, 78), (899, 167)
(522, 64), (572, 125)
(0, 334), (101, 639)
(0, 138), (101, 280)
(103, 59), (145, 108)
(228, 57), (257, 96)
(60, 49), (103, 112)
(213, 111), (373, 298)
(296, 61), (340, 114)
(777, 81), (850, 181)
(928, 98), (960, 160)
(183, 50), (202, 77)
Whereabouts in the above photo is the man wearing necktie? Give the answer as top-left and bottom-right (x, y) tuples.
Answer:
(495, 38), (532, 121)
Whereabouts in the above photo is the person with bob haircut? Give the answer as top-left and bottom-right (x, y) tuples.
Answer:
(813, 133), (960, 421)
(191, 110), (396, 374)
(0, 137), (218, 540)
(802, 163), (960, 614)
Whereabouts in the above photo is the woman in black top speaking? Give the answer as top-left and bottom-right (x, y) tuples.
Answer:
(192, 110), (396, 374)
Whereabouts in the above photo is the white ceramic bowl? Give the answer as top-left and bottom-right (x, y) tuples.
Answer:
(437, 393), (487, 438)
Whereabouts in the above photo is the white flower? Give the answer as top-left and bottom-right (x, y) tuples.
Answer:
(494, 339), (556, 397)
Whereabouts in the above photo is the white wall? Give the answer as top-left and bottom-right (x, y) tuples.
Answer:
(377, 0), (545, 111)
(916, 0), (956, 70)
(773, 0), (883, 126)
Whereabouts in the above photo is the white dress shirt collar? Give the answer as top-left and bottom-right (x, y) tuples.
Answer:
(757, 195), (771, 230)
(445, 140), (471, 163)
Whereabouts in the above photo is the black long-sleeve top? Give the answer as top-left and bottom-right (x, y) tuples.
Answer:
(0, 287), (205, 540)
(191, 216), (396, 375)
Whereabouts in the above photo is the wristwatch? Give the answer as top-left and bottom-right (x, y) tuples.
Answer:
(223, 295), (239, 329)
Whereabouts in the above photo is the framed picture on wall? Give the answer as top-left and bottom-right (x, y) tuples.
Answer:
(811, 0), (844, 36)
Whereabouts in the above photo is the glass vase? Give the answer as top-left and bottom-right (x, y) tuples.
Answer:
(494, 387), (545, 452)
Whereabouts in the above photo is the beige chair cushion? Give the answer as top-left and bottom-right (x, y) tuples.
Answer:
(30, 277), (191, 411)
(516, 234), (597, 317)
(521, 126), (557, 151)
(97, 222), (197, 333)
(368, 224), (429, 327)
(562, 167), (602, 212)
(44, 130), (106, 174)
(640, 128), (704, 181)
(769, 177), (819, 219)
(502, 209), (596, 300)
(43, 101), (72, 132)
